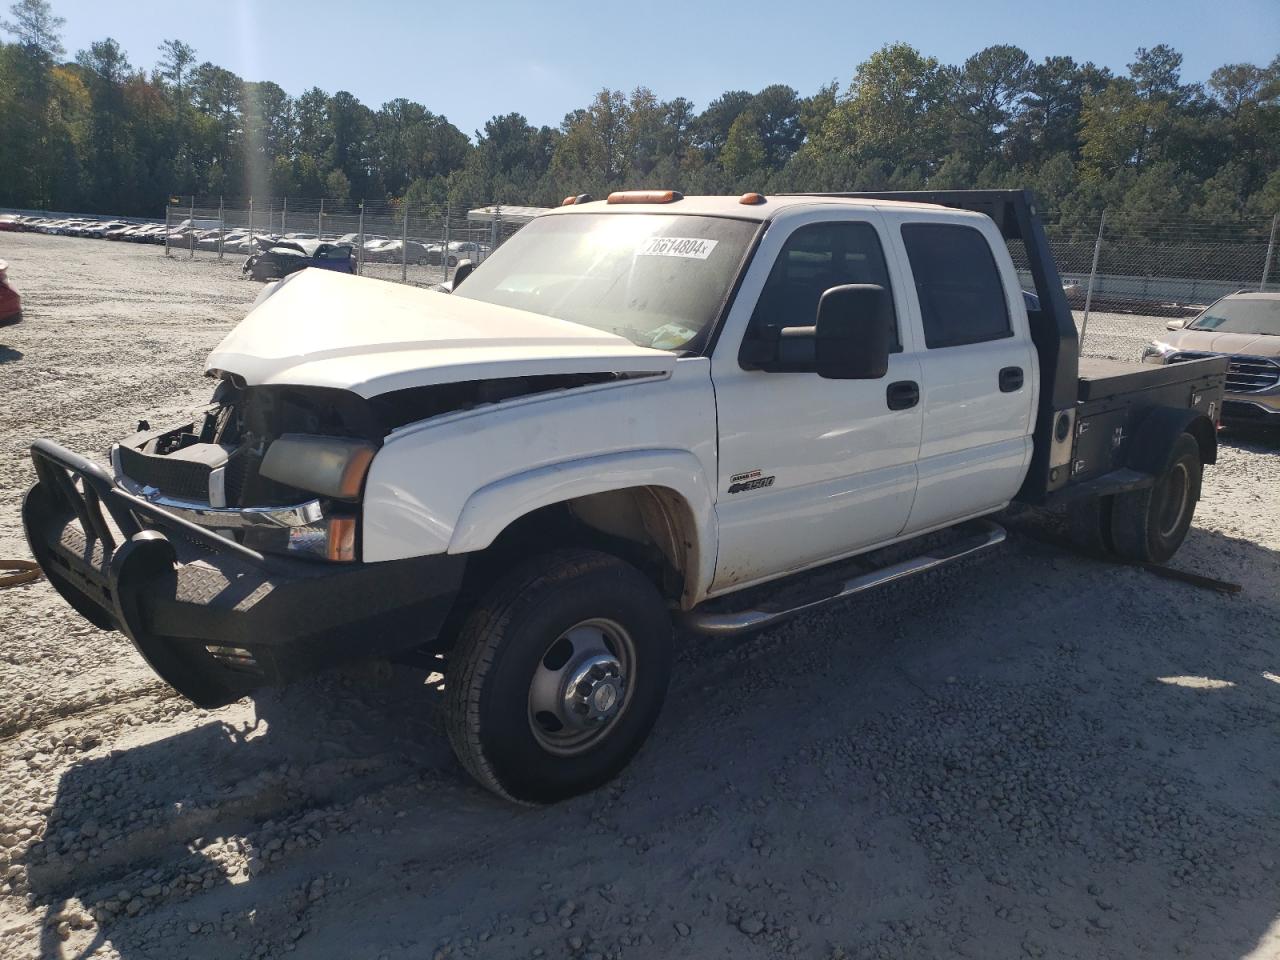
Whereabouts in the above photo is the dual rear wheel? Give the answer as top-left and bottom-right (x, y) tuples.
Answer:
(1069, 432), (1202, 563)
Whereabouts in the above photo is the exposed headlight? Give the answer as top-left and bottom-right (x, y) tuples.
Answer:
(253, 435), (374, 562)
(260, 434), (375, 500)
(1141, 341), (1176, 363)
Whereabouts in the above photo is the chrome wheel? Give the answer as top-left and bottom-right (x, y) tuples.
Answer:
(528, 618), (636, 756)
(1157, 461), (1190, 539)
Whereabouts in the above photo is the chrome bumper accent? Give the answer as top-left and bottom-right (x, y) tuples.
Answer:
(137, 495), (325, 530)
(112, 447), (323, 531)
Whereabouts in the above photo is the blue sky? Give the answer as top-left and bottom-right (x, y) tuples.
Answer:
(42, 0), (1280, 137)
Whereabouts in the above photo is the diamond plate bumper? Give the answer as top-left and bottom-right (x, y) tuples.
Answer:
(22, 439), (465, 707)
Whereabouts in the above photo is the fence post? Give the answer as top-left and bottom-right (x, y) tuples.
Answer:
(249, 197), (255, 247)
(490, 203), (500, 257)
(401, 199), (409, 282)
(442, 203), (451, 284)
(282, 197), (288, 236)
(1262, 213), (1279, 292)
(1078, 210), (1107, 352)
(218, 196), (225, 259)
(318, 198), (324, 240)
(188, 197), (195, 258)
(164, 199), (172, 258)
(357, 201), (365, 276)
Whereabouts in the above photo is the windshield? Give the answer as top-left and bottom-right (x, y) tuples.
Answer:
(1188, 296), (1280, 336)
(452, 212), (758, 352)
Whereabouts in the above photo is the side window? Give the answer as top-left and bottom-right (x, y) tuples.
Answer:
(900, 223), (1011, 348)
(746, 221), (900, 351)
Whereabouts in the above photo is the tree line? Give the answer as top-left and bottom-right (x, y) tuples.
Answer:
(1, 0), (1277, 232)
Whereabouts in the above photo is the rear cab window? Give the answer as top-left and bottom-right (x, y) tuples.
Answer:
(900, 223), (1011, 349)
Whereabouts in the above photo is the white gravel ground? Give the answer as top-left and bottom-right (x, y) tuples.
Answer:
(1, 232), (1279, 960)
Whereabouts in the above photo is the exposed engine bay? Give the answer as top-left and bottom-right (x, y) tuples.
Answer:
(110, 372), (632, 561)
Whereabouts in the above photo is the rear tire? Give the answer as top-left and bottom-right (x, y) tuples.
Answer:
(1110, 433), (1201, 563)
(1066, 495), (1114, 555)
(445, 549), (673, 804)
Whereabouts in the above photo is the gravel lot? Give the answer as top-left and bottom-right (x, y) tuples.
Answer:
(2, 231), (1279, 960)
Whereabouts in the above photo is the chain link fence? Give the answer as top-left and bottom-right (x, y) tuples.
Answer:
(1028, 213), (1280, 361)
(161, 197), (541, 286)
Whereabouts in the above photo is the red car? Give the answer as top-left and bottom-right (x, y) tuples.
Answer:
(0, 259), (21, 324)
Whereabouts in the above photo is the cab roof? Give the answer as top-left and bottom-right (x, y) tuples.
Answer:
(543, 193), (950, 223)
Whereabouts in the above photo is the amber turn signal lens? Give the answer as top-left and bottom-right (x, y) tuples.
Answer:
(606, 190), (683, 204)
(326, 517), (357, 562)
(562, 195), (578, 206)
(739, 192), (766, 205)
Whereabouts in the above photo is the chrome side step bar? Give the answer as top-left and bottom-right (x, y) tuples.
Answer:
(681, 520), (1007, 637)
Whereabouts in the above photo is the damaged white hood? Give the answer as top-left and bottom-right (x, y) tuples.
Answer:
(206, 269), (675, 398)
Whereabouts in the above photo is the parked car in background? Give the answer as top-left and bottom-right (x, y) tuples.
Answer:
(195, 230), (229, 251)
(1143, 291), (1280, 428)
(242, 238), (355, 281)
(427, 240), (491, 266)
(362, 238), (396, 260)
(127, 224), (168, 243)
(0, 259), (21, 325)
(174, 218), (223, 233)
(363, 239), (432, 264)
(0, 214), (22, 232)
(81, 221), (128, 239)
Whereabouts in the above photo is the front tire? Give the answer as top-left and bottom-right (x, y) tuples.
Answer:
(1110, 433), (1202, 563)
(445, 549), (673, 804)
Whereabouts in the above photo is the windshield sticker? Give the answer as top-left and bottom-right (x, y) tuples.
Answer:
(637, 237), (719, 260)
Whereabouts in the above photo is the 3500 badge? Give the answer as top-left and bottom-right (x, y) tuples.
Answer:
(728, 469), (775, 494)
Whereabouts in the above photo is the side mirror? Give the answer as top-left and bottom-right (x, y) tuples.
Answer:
(452, 259), (475, 287)
(1166, 319), (1185, 331)
(814, 284), (891, 380)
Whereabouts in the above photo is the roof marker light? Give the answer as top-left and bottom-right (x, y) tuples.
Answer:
(606, 190), (683, 205)
(739, 193), (766, 205)
(561, 193), (594, 206)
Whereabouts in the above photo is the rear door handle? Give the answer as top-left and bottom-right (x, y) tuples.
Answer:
(999, 366), (1024, 392)
(886, 380), (920, 410)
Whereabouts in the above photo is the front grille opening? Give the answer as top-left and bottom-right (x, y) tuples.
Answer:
(1169, 352), (1280, 393)
(117, 445), (210, 501)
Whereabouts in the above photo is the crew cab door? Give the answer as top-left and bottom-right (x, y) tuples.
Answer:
(709, 209), (923, 593)
(878, 212), (1037, 534)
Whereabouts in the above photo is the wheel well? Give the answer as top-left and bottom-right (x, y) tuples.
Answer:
(1185, 416), (1217, 466)
(435, 487), (698, 652)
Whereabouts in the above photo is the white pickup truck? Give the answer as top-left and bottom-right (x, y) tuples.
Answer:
(25, 190), (1226, 803)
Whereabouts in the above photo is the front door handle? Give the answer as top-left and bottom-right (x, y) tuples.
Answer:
(886, 380), (920, 410)
(999, 366), (1024, 392)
